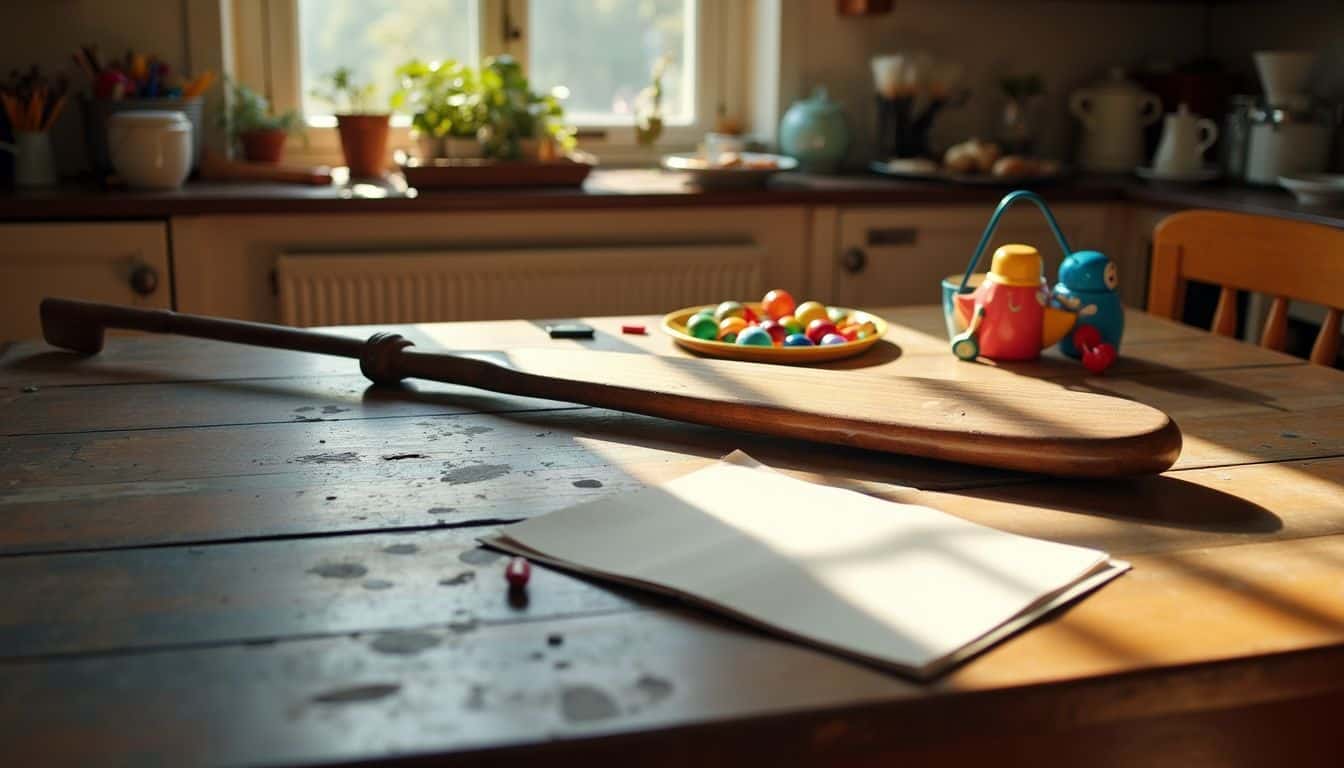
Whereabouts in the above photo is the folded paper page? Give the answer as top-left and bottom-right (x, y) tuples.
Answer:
(484, 452), (1128, 678)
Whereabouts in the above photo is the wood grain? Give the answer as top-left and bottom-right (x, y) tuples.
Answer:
(4, 304), (1344, 767)
(4, 536), (1344, 767)
(36, 299), (1183, 477)
(2, 369), (1340, 555)
(0, 527), (648, 659)
(4, 457), (1344, 662)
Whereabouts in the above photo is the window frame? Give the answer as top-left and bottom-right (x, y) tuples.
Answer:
(230, 0), (746, 166)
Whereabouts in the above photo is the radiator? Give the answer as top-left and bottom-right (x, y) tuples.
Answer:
(276, 244), (766, 326)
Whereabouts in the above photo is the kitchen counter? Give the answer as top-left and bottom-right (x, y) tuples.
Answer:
(0, 169), (1340, 227)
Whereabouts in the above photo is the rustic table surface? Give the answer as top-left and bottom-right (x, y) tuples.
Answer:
(2, 307), (1342, 767)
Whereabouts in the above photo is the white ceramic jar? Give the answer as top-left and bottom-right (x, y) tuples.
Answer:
(107, 111), (192, 189)
(1070, 68), (1162, 173)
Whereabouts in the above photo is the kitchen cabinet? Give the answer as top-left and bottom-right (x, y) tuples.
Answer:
(171, 208), (811, 324)
(0, 222), (170, 341)
(822, 205), (1121, 309)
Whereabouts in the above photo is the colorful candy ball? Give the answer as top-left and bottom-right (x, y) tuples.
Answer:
(782, 333), (814, 347)
(805, 319), (838, 344)
(794, 301), (829, 327)
(758, 320), (789, 344)
(718, 316), (747, 340)
(736, 327), (774, 347)
(688, 314), (719, 340)
(762, 289), (797, 321)
(820, 333), (848, 346)
(713, 301), (745, 323)
(779, 315), (804, 335)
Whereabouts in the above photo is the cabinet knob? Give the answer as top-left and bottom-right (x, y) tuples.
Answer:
(129, 265), (159, 296)
(841, 247), (867, 274)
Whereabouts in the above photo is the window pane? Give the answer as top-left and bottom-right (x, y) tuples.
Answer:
(298, 0), (478, 120)
(527, 0), (695, 126)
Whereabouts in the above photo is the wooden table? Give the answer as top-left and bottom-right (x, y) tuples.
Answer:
(3, 307), (1343, 767)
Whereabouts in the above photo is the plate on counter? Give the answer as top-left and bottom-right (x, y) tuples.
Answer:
(661, 152), (797, 188)
(870, 160), (1067, 186)
(661, 303), (887, 364)
(1278, 173), (1344, 206)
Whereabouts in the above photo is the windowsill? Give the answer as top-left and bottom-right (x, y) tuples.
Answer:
(279, 124), (720, 169)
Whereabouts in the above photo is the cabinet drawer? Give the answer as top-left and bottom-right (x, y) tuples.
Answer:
(0, 222), (170, 341)
(833, 205), (1107, 308)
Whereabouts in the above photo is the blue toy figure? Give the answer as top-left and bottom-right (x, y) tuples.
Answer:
(1053, 250), (1124, 358)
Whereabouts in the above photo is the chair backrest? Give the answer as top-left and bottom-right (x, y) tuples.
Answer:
(1148, 210), (1344, 366)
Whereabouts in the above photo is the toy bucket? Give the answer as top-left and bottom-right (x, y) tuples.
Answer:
(940, 190), (1074, 341)
(940, 273), (985, 339)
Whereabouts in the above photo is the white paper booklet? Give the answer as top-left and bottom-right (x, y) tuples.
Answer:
(483, 452), (1128, 678)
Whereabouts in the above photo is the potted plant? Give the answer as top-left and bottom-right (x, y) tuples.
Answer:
(392, 59), (484, 160)
(311, 67), (389, 177)
(476, 56), (574, 161)
(220, 79), (302, 163)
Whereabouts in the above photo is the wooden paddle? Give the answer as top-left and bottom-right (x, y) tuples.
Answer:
(39, 298), (1181, 477)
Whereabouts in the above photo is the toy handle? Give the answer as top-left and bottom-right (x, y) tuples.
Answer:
(955, 190), (1074, 294)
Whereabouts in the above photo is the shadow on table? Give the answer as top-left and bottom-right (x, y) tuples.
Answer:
(946, 474), (1282, 534)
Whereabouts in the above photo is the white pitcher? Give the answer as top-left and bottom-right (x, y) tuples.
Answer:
(1070, 68), (1162, 173)
(1153, 103), (1218, 175)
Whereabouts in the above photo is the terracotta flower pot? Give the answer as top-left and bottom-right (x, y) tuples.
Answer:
(335, 113), (390, 178)
(239, 129), (288, 163)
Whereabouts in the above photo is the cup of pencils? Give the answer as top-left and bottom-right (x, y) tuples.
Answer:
(1, 68), (68, 187)
(72, 44), (215, 175)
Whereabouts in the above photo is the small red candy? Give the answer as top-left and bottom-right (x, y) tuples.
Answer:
(1082, 342), (1117, 374)
(621, 324), (647, 335)
(505, 556), (532, 587)
(805, 319), (837, 344)
(1072, 324), (1103, 350)
(742, 305), (760, 323)
(758, 320), (788, 344)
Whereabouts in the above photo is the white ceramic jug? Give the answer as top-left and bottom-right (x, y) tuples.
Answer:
(1153, 103), (1218, 175)
(1070, 68), (1162, 173)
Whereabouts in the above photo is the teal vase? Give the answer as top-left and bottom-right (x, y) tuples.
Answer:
(779, 87), (851, 174)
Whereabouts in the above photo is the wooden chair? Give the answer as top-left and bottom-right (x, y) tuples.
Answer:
(1148, 210), (1344, 366)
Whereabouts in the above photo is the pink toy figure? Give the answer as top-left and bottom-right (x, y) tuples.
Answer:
(952, 244), (1077, 361)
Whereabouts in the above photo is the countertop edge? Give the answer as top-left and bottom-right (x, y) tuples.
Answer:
(0, 171), (1339, 228)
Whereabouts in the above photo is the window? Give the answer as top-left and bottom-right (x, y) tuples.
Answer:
(525, 0), (696, 127)
(297, 0), (480, 124)
(234, 0), (741, 160)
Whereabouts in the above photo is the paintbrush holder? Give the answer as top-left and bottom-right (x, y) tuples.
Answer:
(0, 131), (57, 187)
(875, 91), (968, 160)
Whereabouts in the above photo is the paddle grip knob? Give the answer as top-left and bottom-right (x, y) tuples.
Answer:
(360, 332), (415, 385)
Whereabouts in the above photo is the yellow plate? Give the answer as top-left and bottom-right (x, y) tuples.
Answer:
(660, 303), (888, 364)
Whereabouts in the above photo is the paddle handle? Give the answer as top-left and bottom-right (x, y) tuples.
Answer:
(39, 297), (512, 389)
(42, 298), (368, 361)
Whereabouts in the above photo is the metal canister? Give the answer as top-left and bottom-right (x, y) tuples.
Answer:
(1245, 103), (1335, 185)
(1219, 95), (1255, 181)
